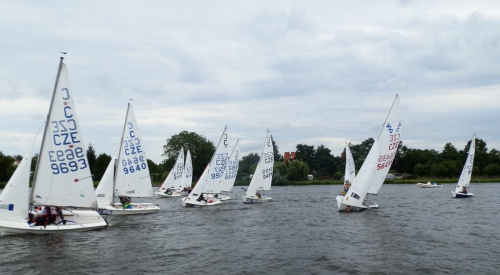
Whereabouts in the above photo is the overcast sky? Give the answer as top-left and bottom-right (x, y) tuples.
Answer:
(1, 1), (499, 163)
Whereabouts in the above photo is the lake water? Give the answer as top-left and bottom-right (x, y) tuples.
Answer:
(0, 184), (499, 275)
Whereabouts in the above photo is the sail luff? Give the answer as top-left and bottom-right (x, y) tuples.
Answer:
(113, 103), (131, 198)
(30, 57), (64, 205)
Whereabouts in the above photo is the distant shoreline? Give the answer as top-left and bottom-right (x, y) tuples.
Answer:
(1, 178), (498, 189)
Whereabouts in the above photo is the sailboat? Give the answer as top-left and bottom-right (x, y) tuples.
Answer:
(181, 150), (193, 195)
(0, 58), (107, 233)
(336, 94), (403, 212)
(215, 139), (240, 201)
(155, 148), (184, 198)
(182, 127), (229, 207)
(345, 143), (356, 183)
(451, 134), (475, 198)
(95, 103), (160, 215)
(243, 131), (274, 203)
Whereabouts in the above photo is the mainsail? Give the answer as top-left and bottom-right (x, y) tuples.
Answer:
(203, 127), (230, 194)
(182, 150), (193, 189)
(455, 135), (476, 193)
(160, 148), (184, 191)
(31, 61), (98, 208)
(246, 131), (274, 197)
(344, 143), (356, 184)
(95, 153), (117, 205)
(114, 104), (153, 197)
(220, 139), (240, 192)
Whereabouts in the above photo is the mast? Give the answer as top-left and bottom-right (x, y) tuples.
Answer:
(203, 126), (227, 193)
(29, 57), (64, 208)
(113, 102), (132, 200)
(375, 94), (399, 140)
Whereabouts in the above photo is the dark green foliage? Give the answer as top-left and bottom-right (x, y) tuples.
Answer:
(92, 153), (111, 181)
(86, 143), (97, 174)
(484, 164), (500, 177)
(162, 131), (215, 180)
(273, 162), (287, 176)
(286, 160), (309, 181)
(0, 151), (16, 181)
(238, 152), (260, 179)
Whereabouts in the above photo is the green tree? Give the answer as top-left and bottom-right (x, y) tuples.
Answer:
(484, 164), (500, 177)
(273, 162), (287, 176)
(86, 143), (97, 174)
(286, 160), (309, 181)
(238, 153), (260, 178)
(92, 153), (112, 181)
(312, 145), (337, 176)
(296, 144), (315, 168)
(162, 131), (215, 179)
(249, 163), (258, 175)
(413, 163), (428, 177)
(0, 151), (16, 181)
(441, 143), (458, 160)
(270, 135), (283, 162)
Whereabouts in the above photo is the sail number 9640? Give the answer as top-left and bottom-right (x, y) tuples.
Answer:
(122, 156), (147, 174)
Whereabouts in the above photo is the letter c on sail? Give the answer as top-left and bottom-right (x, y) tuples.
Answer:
(62, 88), (70, 100)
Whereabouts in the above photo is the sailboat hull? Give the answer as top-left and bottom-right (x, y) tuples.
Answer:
(216, 194), (231, 201)
(181, 197), (221, 207)
(0, 210), (107, 234)
(417, 182), (442, 188)
(155, 191), (182, 198)
(242, 196), (273, 204)
(98, 202), (160, 215)
(336, 195), (368, 212)
(451, 191), (474, 198)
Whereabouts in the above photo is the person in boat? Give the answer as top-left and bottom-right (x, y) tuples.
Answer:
(256, 192), (262, 199)
(197, 193), (206, 202)
(55, 207), (66, 225)
(342, 180), (351, 195)
(460, 186), (467, 194)
(164, 188), (172, 195)
(186, 187), (192, 195)
(45, 206), (57, 225)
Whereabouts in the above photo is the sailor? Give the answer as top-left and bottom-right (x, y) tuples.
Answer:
(55, 207), (66, 225)
(342, 180), (351, 195)
(461, 186), (467, 194)
(197, 194), (206, 202)
(256, 192), (262, 199)
(165, 188), (172, 195)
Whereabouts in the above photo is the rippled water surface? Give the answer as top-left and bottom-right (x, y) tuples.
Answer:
(1, 184), (500, 275)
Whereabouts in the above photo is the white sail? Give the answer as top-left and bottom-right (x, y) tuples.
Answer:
(220, 139), (240, 192)
(344, 143), (356, 184)
(0, 143), (35, 220)
(367, 95), (403, 195)
(246, 131), (274, 197)
(159, 148), (184, 191)
(204, 127), (230, 194)
(343, 142), (378, 208)
(185, 164), (209, 202)
(455, 135), (476, 192)
(182, 150), (193, 189)
(114, 104), (153, 197)
(32, 63), (98, 208)
(95, 153), (117, 205)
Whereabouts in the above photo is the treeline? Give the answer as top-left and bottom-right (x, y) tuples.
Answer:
(1, 132), (499, 184)
(237, 136), (500, 182)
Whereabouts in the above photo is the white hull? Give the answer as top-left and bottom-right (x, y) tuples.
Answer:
(451, 191), (474, 198)
(98, 202), (160, 215)
(335, 195), (378, 212)
(216, 194), (231, 201)
(0, 210), (107, 234)
(242, 195), (273, 204)
(417, 182), (442, 188)
(155, 191), (181, 198)
(181, 197), (221, 207)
